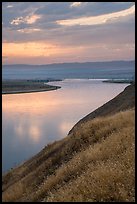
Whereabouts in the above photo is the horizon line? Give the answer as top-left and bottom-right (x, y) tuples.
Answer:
(2, 59), (135, 66)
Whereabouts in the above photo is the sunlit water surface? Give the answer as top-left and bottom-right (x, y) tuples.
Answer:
(2, 79), (129, 173)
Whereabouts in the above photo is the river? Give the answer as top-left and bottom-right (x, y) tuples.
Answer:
(2, 79), (129, 173)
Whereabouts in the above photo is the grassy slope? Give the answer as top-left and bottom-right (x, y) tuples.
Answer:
(2, 84), (135, 202)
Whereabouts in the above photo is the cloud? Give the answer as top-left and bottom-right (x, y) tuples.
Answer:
(2, 55), (8, 63)
(2, 56), (8, 59)
(11, 17), (24, 25)
(11, 14), (41, 25)
(7, 5), (13, 8)
(17, 28), (41, 33)
(2, 42), (60, 58)
(70, 2), (82, 8)
(25, 14), (41, 24)
(2, 2), (135, 64)
(57, 5), (135, 26)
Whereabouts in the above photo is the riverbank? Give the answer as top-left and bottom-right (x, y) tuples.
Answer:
(69, 83), (135, 135)
(102, 79), (134, 84)
(2, 84), (135, 202)
(2, 80), (61, 94)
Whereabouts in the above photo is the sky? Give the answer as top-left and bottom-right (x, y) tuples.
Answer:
(2, 2), (135, 65)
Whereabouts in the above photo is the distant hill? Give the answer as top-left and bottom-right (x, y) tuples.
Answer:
(3, 60), (135, 69)
(2, 61), (135, 80)
(2, 83), (135, 202)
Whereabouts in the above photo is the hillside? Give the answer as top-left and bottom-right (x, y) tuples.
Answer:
(3, 61), (135, 80)
(69, 83), (135, 135)
(2, 84), (135, 202)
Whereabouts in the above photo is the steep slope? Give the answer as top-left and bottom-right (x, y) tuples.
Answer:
(2, 84), (135, 202)
(69, 83), (135, 135)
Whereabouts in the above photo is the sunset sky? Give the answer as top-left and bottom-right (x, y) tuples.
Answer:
(2, 2), (135, 65)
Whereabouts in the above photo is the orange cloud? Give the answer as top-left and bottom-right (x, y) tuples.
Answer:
(2, 41), (86, 60)
(2, 42), (58, 58)
(2, 40), (135, 64)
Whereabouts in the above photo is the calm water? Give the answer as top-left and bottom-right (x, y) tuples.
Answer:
(2, 79), (129, 173)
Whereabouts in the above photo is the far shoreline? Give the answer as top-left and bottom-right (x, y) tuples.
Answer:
(2, 78), (133, 95)
(2, 79), (61, 95)
(2, 87), (61, 95)
(102, 79), (134, 84)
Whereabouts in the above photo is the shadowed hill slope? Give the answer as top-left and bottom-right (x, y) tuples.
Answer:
(69, 83), (135, 135)
(2, 84), (135, 202)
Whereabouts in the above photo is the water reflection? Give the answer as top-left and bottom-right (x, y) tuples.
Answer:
(2, 79), (128, 172)
(14, 123), (40, 143)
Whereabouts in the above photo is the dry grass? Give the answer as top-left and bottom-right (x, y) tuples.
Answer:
(2, 108), (135, 202)
(2, 181), (25, 202)
(46, 112), (135, 202)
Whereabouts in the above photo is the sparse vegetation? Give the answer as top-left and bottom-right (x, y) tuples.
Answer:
(2, 84), (135, 202)
(2, 79), (61, 94)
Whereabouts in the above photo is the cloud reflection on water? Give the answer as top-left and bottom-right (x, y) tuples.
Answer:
(2, 80), (128, 172)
